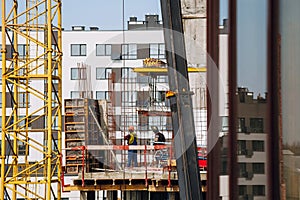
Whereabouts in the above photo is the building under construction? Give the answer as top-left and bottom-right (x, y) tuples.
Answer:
(0, 0), (207, 199)
(61, 59), (207, 199)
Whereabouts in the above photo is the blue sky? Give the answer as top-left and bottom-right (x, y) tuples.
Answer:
(62, 0), (161, 30)
(1, 0), (266, 95)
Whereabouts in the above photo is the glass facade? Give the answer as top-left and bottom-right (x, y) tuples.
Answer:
(208, 0), (300, 199)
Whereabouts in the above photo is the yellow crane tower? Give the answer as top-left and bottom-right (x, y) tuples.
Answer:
(1, 0), (62, 199)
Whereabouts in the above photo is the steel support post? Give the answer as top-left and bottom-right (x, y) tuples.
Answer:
(160, 0), (203, 199)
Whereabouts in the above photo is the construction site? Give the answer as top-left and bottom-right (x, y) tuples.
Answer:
(1, 0), (207, 199)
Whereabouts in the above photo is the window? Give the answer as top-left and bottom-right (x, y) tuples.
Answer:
(122, 91), (137, 106)
(252, 140), (264, 152)
(121, 67), (136, 78)
(250, 118), (264, 133)
(52, 116), (59, 129)
(253, 163), (265, 174)
(70, 91), (80, 99)
(96, 91), (110, 100)
(150, 43), (165, 59)
(70, 91), (92, 99)
(237, 140), (246, 155)
(0, 45), (2, 61)
(238, 163), (246, 177)
(156, 75), (168, 83)
(19, 92), (29, 108)
(221, 116), (229, 132)
(52, 44), (57, 57)
(0, 92), (2, 106)
(253, 185), (265, 196)
(96, 68), (112, 79)
(19, 116), (32, 128)
(237, 118), (246, 132)
(0, 140), (27, 156)
(18, 44), (27, 58)
(71, 44), (86, 56)
(238, 185), (247, 196)
(121, 44), (137, 59)
(18, 141), (26, 155)
(96, 44), (111, 56)
(71, 68), (86, 80)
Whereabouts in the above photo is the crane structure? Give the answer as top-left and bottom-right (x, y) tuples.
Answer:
(1, 1), (62, 200)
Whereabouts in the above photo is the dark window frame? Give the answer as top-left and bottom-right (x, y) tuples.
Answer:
(96, 44), (112, 56)
(96, 67), (112, 80)
(95, 91), (110, 100)
(150, 43), (165, 59)
(121, 44), (137, 60)
(71, 67), (87, 80)
(70, 44), (87, 56)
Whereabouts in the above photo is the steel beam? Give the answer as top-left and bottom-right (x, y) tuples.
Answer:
(160, 0), (203, 199)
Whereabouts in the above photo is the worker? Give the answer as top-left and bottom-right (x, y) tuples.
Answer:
(151, 126), (167, 167)
(124, 125), (138, 167)
(151, 126), (166, 145)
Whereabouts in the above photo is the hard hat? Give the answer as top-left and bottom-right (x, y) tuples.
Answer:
(151, 126), (159, 133)
(128, 126), (134, 131)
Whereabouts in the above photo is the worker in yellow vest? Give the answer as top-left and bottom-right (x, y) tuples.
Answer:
(124, 126), (138, 167)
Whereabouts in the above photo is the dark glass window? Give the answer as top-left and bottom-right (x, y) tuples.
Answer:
(252, 140), (264, 152)
(237, 117), (245, 132)
(253, 185), (265, 196)
(253, 163), (265, 174)
(238, 163), (246, 177)
(237, 140), (246, 155)
(250, 118), (263, 133)
(238, 185), (247, 196)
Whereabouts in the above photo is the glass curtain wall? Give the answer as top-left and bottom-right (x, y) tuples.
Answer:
(208, 0), (300, 199)
(279, 0), (300, 199)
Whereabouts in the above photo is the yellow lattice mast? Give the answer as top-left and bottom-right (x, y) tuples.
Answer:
(1, 0), (62, 199)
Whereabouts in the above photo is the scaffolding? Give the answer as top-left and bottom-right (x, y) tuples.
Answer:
(60, 59), (208, 196)
(1, 0), (62, 199)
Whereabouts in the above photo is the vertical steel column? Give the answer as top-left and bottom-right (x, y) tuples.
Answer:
(207, 0), (220, 199)
(0, 1), (7, 199)
(160, 0), (203, 199)
(57, 1), (63, 198)
(267, 0), (280, 199)
(228, 0), (238, 199)
(46, 0), (53, 199)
